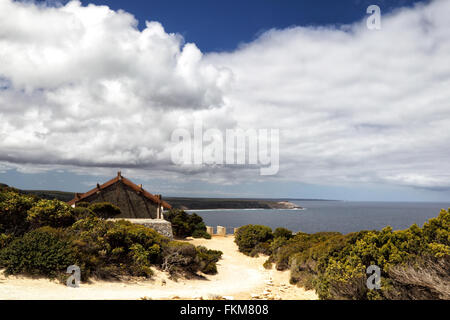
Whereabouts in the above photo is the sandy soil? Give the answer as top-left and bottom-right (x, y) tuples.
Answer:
(0, 236), (318, 300)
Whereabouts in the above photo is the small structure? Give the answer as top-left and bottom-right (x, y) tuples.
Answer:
(216, 226), (227, 237)
(68, 172), (172, 219)
(206, 226), (214, 236)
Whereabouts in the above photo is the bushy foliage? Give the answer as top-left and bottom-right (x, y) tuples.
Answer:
(196, 246), (222, 275)
(274, 210), (450, 300)
(161, 242), (222, 278)
(234, 210), (449, 300)
(88, 202), (122, 219)
(273, 227), (294, 240)
(0, 190), (222, 283)
(234, 225), (273, 256)
(0, 233), (13, 249)
(75, 202), (90, 208)
(68, 217), (166, 279)
(0, 190), (36, 235)
(311, 211), (449, 300)
(0, 227), (75, 279)
(165, 209), (210, 239)
(27, 199), (78, 229)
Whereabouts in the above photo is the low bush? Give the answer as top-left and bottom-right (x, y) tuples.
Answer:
(0, 190), (36, 236)
(68, 217), (166, 279)
(88, 202), (122, 219)
(27, 199), (77, 229)
(196, 246), (222, 275)
(161, 242), (222, 278)
(234, 225), (273, 256)
(276, 210), (450, 300)
(273, 227), (293, 240)
(75, 202), (90, 208)
(233, 210), (449, 300)
(161, 241), (199, 278)
(165, 209), (210, 239)
(0, 233), (13, 249)
(0, 191), (223, 283)
(0, 227), (75, 279)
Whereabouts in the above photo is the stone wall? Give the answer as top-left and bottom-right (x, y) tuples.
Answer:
(111, 218), (174, 239)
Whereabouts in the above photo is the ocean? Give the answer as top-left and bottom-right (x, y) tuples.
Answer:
(187, 200), (450, 235)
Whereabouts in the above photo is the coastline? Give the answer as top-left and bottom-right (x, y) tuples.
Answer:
(178, 201), (304, 211)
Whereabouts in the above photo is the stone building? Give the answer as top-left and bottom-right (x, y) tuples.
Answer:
(67, 172), (172, 219)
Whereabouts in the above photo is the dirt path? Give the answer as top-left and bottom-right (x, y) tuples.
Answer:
(0, 236), (318, 300)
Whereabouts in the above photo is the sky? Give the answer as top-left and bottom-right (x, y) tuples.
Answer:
(1, 0), (450, 201)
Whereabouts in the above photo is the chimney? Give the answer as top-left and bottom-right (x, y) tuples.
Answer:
(118, 171), (122, 180)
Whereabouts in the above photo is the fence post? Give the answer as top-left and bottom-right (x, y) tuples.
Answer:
(217, 226), (226, 236)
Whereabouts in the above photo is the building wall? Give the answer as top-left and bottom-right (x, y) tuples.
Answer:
(81, 181), (158, 219)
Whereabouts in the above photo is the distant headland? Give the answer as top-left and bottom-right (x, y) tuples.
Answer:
(0, 183), (339, 210)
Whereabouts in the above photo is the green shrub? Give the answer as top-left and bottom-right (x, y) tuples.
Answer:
(273, 227), (293, 240)
(196, 246), (222, 275)
(27, 199), (77, 229)
(0, 233), (13, 249)
(276, 209), (450, 300)
(234, 225), (273, 256)
(88, 202), (121, 219)
(161, 241), (199, 278)
(165, 209), (210, 239)
(72, 206), (96, 220)
(0, 227), (75, 278)
(0, 190), (35, 235)
(192, 228), (211, 239)
(0, 193), (222, 283)
(75, 202), (90, 208)
(68, 217), (167, 279)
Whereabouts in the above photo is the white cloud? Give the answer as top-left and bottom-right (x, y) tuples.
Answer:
(206, 0), (450, 189)
(1, 0), (450, 191)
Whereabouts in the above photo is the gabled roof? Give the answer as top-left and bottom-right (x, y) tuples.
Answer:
(67, 172), (172, 209)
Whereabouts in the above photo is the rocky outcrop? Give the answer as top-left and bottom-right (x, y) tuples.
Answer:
(269, 201), (303, 209)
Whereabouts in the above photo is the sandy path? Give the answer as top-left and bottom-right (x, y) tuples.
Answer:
(0, 236), (317, 300)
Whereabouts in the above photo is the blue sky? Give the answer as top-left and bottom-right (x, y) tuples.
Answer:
(77, 0), (421, 52)
(1, 0), (450, 202)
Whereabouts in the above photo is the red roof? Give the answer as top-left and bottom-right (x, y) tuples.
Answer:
(67, 172), (172, 209)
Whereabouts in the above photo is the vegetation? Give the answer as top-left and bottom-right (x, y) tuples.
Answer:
(87, 202), (121, 219)
(236, 209), (450, 300)
(0, 189), (36, 236)
(273, 227), (293, 240)
(234, 225), (273, 256)
(0, 227), (75, 279)
(0, 188), (222, 282)
(27, 199), (78, 229)
(165, 209), (211, 239)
